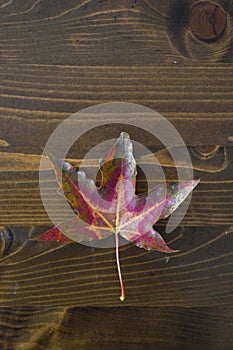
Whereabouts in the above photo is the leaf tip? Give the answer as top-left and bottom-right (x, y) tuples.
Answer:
(120, 131), (130, 139)
(194, 178), (201, 185)
(36, 227), (70, 243)
(160, 246), (180, 254)
(169, 249), (180, 254)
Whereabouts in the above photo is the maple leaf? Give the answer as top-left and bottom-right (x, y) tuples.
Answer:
(39, 132), (199, 301)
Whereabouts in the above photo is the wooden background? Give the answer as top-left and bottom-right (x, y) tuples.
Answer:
(0, 0), (233, 349)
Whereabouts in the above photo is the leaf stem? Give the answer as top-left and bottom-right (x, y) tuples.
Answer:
(115, 232), (125, 301)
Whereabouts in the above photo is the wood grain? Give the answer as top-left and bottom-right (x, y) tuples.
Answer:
(1, 64), (233, 149)
(0, 0), (233, 148)
(1, 306), (233, 350)
(0, 224), (232, 307)
(0, 0), (233, 348)
(0, 146), (232, 226)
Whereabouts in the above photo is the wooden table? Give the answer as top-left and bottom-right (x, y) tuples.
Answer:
(0, 1), (233, 349)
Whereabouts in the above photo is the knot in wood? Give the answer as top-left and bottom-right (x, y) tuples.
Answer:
(191, 145), (220, 159)
(189, 2), (227, 41)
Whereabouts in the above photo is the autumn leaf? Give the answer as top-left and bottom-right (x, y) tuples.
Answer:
(39, 132), (199, 301)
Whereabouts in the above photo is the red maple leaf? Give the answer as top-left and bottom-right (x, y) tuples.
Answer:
(38, 132), (199, 301)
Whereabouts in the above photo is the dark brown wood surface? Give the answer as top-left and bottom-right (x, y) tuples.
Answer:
(0, 0), (233, 349)
(1, 306), (233, 350)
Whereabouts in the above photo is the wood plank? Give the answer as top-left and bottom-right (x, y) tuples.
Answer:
(0, 146), (232, 226)
(0, 64), (233, 148)
(0, 0), (232, 146)
(0, 0), (233, 347)
(1, 306), (233, 350)
(0, 224), (232, 307)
